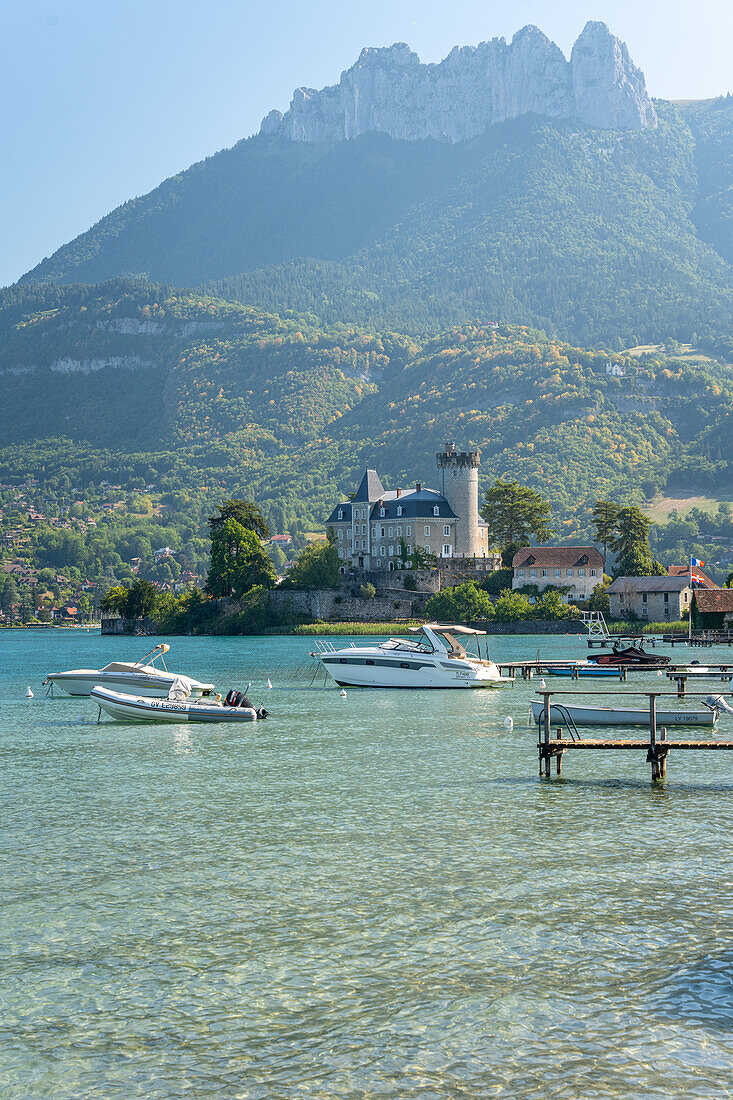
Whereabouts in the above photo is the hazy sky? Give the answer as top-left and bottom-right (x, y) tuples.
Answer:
(1, 0), (731, 287)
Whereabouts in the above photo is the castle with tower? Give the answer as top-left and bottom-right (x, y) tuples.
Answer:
(326, 443), (492, 572)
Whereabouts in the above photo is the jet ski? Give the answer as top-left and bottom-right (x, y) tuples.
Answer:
(587, 644), (671, 668)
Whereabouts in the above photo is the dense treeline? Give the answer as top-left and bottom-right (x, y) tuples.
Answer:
(2, 280), (733, 554)
(17, 103), (733, 347)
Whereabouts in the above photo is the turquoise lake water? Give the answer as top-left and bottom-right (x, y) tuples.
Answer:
(2, 628), (733, 1098)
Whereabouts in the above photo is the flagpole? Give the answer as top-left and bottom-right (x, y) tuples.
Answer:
(689, 554), (693, 641)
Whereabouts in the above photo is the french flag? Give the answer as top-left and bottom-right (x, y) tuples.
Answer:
(691, 557), (705, 568)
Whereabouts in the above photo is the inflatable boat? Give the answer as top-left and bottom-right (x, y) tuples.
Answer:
(91, 682), (268, 724)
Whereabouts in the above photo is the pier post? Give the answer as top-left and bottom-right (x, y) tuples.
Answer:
(659, 726), (667, 779)
(648, 695), (659, 780)
(556, 728), (562, 775)
(541, 692), (552, 778)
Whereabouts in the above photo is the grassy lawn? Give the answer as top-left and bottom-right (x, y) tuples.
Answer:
(644, 493), (733, 523)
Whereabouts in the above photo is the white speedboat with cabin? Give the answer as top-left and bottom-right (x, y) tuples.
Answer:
(43, 643), (215, 698)
(311, 624), (512, 689)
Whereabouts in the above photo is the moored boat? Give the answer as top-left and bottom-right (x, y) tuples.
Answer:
(530, 699), (717, 728)
(547, 665), (625, 678)
(44, 643), (215, 697)
(92, 683), (268, 723)
(311, 624), (512, 689)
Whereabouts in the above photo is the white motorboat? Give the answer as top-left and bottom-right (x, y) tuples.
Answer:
(92, 681), (267, 723)
(43, 643), (215, 698)
(311, 624), (512, 689)
(530, 699), (717, 728)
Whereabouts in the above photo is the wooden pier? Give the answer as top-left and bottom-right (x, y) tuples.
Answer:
(536, 689), (733, 781)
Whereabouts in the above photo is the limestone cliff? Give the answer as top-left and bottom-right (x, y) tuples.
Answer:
(261, 21), (657, 143)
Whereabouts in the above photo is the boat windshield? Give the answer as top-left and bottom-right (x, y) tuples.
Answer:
(380, 638), (433, 653)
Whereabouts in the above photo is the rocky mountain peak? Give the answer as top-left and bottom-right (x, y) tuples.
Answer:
(261, 22), (657, 143)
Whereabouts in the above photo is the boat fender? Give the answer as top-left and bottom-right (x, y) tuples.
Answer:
(504, 716), (513, 730)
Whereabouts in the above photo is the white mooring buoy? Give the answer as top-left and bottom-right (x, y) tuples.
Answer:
(657, 670), (664, 677)
(504, 716), (514, 730)
(25, 686), (34, 699)
(540, 678), (547, 690)
(339, 688), (347, 698)
(266, 679), (272, 689)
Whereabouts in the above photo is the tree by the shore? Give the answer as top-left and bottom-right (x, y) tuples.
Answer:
(481, 480), (555, 555)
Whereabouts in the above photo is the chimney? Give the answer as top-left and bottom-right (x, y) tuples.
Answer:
(415, 482), (421, 492)
(396, 487), (402, 498)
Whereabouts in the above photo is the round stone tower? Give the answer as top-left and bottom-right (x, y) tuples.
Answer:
(436, 442), (481, 558)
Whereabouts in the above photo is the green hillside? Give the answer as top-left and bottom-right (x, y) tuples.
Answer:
(20, 103), (733, 347)
(1, 279), (732, 538)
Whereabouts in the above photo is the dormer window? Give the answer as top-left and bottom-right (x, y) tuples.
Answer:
(380, 507), (385, 517)
(397, 506), (403, 516)
(338, 509), (343, 520)
(433, 505), (439, 516)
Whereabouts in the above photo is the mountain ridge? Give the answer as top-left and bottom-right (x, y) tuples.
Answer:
(261, 21), (657, 143)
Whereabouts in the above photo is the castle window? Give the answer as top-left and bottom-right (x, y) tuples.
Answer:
(397, 526), (402, 536)
(388, 527), (393, 537)
(579, 568), (585, 577)
(591, 569), (597, 577)
(362, 524), (366, 534)
(389, 546), (394, 557)
(567, 569), (573, 577)
(433, 506), (439, 516)
(518, 569), (524, 577)
(380, 527), (385, 538)
(337, 530), (343, 540)
(406, 526), (411, 537)
(372, 527), (376, 537)
(381, 546), (386, 557)
(337, 548), (343, 559)
(407, 545), (412, 555)
(347, 531), (352, 541)
(555, 568), (560, 576)
(542, 570), (547, 577)
(444, 525), (450, 537)
(425, 545), (430, 554)
(424, 526), (430, 536)
(397, 506), (403, 516)
(443, 544), (451, 557)
(530, 569), (536, 577)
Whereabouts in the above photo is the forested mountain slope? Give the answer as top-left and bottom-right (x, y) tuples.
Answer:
(19, 102), (733, 347)
(1, 280), (732, 533)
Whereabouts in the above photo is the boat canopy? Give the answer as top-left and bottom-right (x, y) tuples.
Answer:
(410, 623), (487, 636)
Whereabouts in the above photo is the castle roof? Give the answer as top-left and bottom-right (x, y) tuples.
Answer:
(326, 484), (458, 524)
(352, 468), (385, 502)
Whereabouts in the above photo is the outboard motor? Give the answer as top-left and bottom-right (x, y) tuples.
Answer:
(225, 689), (242, 707)
(706, 694), (733, 717)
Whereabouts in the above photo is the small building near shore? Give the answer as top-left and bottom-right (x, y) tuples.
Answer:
(607, 576), (691, 621)
(692, 589), (733, 630)
(512, 546), (603, 603)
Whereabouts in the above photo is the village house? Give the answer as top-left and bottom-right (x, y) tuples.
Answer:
(607, 576), (692, 621)
(326, 444), (494, 573)
(512, 546), (603, 602)
(692, 589), (733, 630)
